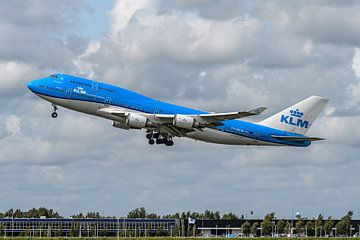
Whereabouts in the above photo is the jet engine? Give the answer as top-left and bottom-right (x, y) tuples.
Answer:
(126, 113), (156, 129)
(173, 114), (203, 129)
(113, 121), (130, 130)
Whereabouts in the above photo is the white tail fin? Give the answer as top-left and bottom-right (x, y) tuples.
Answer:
(260, 96), (329, 135)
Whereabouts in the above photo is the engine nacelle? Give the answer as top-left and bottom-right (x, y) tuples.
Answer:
(113, 121), (130, 130)
(126, 113), (156, 129)
(173, 114), (202, 129)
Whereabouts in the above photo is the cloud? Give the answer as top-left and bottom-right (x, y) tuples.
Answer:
(346, 47), (360, 110)
(5, 115), (22, 136)
(1, 0), (360, 218)
(290, 4), (360, 46)
(0, 62), (39, 98)
(108, 0), (152, 41)
(0, 1), (88, 71)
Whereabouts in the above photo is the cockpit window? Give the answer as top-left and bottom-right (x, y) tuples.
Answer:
(50, 74), (58, 78)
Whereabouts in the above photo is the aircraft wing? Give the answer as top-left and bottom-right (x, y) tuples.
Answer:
(98, 106), (266, 130)
(196, 107), (267, 123)
(271, 135), (325, 141)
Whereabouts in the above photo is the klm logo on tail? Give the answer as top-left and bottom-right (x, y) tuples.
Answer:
(280, 109), (309, 128)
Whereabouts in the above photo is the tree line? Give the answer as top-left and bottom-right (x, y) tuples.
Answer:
(0, 207), (356, 237)
(0, 207), (242, 220)
(237, 211), (355, 237)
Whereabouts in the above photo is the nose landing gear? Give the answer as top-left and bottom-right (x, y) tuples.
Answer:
(51, 104), (58, 118)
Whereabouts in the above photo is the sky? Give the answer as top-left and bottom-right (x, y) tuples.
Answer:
(1, 0), (360, 219)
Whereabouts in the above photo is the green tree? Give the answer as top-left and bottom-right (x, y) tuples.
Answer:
(47, 225), (52, 237)
(306, 220), (315, 236)
(262, 212), (275, 236)
(146, 213), (160, 219)
(4, 209), (14, 218)
(155, 226), (164, 237)
(241, 221), (251, 236)
(222, 212), (239, 220)
(284, 221), (292, 235)
(68, 224), (78, 237)
(276, 220), (286, 234)
(127, 207), (146, 218)
(251, 222), (259, 237)
(145, 224), (152, 237)
(295, 219), (305, 235)
(336, 211), (353, 236)
(86, 212), (101, 218)
(13, 209), (23, 218)
(0, 224), (4, 237)
(26, 207), (61, 218)
(71, 213), (85, 218)
(315, 214), (324, 237)
(214, 211), (221, 220)
(323, 217), (334, 236)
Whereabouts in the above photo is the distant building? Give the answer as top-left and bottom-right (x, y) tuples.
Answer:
(195, 219), (360, 238)
(0, 218), (177, 237)
(1, 218), (360, 238)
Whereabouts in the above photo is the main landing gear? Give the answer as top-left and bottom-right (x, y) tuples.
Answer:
(51, 104), (58, 118)
(146, 132), (174, 146)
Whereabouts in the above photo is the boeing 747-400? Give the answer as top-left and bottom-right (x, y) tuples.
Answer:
(28, 74), (328, 147)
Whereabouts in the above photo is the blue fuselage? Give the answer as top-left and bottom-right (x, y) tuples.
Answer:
(27, 74), (310, 147)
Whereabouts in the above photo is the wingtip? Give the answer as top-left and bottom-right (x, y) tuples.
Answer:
(251, 107), (267, 115)
(310, 95), (330, 103)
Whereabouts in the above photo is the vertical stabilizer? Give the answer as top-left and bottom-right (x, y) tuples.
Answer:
(260, 96), (329, 135)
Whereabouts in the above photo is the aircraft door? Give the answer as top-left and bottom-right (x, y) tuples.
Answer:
(104, 97), (112, 105)
(65, 89), (72, 98)
(91, 82), (99, 91)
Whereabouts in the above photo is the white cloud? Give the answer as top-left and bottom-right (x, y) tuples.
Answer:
(73, 41), (101, 78)
(0, 61), (38, 97)
(106, 5), (261, 63)
(351, 47), (360, 78)
(302, 39), (314, 56)
(108, 0), (152, 42)
(346, 47), (360, 109)
(226, 78), (270, 107)
(1, 0), (360, 218)
(315, 116), (360, 147)
(5, 115), (21, 136)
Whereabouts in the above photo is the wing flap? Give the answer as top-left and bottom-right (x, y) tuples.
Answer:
(97, 107), (126, 116)
(271, 135), (325, 141)
(198, 107), (267, 122)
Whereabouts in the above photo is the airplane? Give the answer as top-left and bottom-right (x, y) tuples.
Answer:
(27, 74), (329, 147)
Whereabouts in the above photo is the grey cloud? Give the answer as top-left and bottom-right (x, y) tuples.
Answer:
(0, 1), (88, 70)
(1, 0), (360, 218)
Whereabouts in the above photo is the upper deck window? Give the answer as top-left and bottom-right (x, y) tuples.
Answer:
(70, 80), (91, 87)
(99, 86), (115, 92)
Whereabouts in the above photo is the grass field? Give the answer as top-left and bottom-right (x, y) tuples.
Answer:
(1, 238), (360, 240)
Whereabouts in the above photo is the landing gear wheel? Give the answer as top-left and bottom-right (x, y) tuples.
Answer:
(165, 140), (174, 146)
(146, 133), (153, 140)
(156, 138), (166, 144)
(148, 139), (155, 145)
(51, 104), (58, 118)
(153, 132), (160, 139)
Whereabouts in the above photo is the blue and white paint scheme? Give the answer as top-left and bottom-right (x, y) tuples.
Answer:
(27, 74), (329, 147)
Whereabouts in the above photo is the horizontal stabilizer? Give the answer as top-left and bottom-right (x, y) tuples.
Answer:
(271, 135), (325, 142)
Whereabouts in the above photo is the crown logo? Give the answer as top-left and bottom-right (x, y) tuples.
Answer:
(290, 109), (303, 118)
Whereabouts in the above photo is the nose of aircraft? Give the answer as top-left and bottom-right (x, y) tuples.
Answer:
(27, 80), (36, 92)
